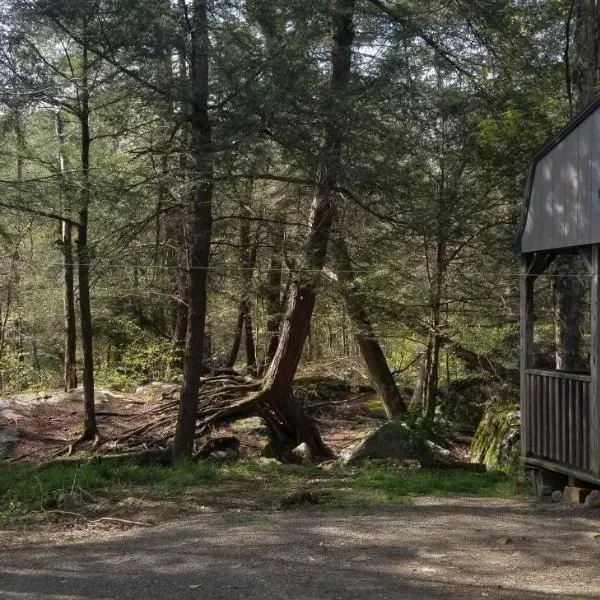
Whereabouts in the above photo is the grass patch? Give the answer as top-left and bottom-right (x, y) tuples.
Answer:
(362, 394), (387, 419)
(0, 457), (526, 524)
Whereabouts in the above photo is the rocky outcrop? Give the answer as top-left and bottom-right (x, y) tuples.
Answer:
(470, 404), (520, 473)
(340, 421), (457, 467)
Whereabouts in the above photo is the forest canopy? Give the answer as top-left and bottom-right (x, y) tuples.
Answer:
(0, 0), (583, 459)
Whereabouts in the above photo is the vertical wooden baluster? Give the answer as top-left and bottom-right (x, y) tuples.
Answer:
(575, 380), (582, 469)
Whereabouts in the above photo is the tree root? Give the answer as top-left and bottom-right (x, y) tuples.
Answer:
(67, 374), (332, 464)
(48, 509), (150, 527)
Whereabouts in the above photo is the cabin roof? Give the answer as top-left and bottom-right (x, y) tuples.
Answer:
(514, 95), (600, 254)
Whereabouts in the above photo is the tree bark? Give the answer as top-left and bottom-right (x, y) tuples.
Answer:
(225, 301), (245, 368)
(76, 35), (98, 441)
(264, 217), (284, 370)
(226, 198), (258, 373)
(256, 0), (355, 460)
(173, 0), (213, 459)
(56, 111), (77, 392)
(62, 220), (78, 391)
(332, 233), (407, 418)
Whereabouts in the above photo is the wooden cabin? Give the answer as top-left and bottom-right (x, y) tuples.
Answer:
(515, 98), (600, 488)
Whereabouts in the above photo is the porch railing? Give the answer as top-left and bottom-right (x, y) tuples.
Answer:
(524, 369), (590, 472)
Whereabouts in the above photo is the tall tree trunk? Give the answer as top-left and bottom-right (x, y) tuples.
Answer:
(243, 302), (257, 375)
(257, 0), (355, 460)
(332, 234), (407, 418)
(170, 20), (191, 370)
(77, 39), (98, 440)
(173, 0), (213, 459)
(226, 197), (258, 373)
(62, 220), (77, 391)
(56, 111), (77, 392)
(423, 241), (445, 420)
(225, 302), (245, 368)
(229, 197), (258, 373)
(264, 217), (284, 370)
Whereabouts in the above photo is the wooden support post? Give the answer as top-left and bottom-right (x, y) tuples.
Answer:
(520, 255), (535, 460)
(590, 245), (600, 476)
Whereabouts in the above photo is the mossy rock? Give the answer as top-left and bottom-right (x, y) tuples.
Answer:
(438, 378), (518, 434)
(471, 404), (520, 473)
(340, 422), (455, 467)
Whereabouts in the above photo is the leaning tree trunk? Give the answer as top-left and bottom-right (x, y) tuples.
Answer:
(332, 233), (407, 418)
(173, 0), (213, 459)
(256, 0), (355, 460)
(76, 39), (98, 441)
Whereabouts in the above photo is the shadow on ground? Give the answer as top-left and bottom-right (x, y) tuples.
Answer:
(1, 499), (599, 599)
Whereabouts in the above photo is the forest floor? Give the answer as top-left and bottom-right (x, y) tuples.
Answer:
(0, 379), (383, 463)
(2, 381), (600, 597)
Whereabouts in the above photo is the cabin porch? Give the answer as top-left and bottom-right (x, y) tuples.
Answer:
(520, 248), (600, 484)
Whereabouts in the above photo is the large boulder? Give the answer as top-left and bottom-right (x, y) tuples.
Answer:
(470, 404), (520, 473)
(340, 421), (456, 467)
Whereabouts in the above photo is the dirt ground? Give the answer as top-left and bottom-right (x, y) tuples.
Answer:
(0, 383), (379, 462)
(1, 498), (600, 599)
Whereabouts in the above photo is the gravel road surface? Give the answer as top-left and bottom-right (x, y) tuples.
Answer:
(1, 498), (599, 599)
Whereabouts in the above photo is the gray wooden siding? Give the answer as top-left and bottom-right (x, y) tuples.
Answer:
(520, 107), (600, 252)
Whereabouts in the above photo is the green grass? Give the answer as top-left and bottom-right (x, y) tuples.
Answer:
(0, 458), (526, 523)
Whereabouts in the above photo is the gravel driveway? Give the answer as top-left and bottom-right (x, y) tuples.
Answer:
(1, 498), (599, 599)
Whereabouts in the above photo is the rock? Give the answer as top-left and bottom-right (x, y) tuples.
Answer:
(340, 422), (453, 467)
(197, 436), (240, 459)
(276, 491), (323, 509)
(208, 449), (239, 461)
(584, 489), (600, 509)
(551, 490), (563, 503)
(0, 426), (19, 458)
(564, 486), (591, 504)
(56, 492), (79, 510)
(291, 442), (313, 466)
(470, 404), (520, 473)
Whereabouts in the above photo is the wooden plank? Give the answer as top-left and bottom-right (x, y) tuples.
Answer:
(578, 117), (593, 245)
(539, 154), (554, 250)
(575, 380), (582, 468)
(525, 456), (597, 484)
(590, 244), (600, 476)
(583, 382), (590, 470)
(554, 376), (560, 461)
(569, 379), (575, 466)
(591, 112), (600, 243)
(533, 375), (546, 456)
(542, 377), (552, 457)
(564, 129), (579, 246)
(562, 378), (568, 463)
(543, 376), (549, 457)
(521, 374), (534, 456)
(520, 255), (535, 460)
(553, 142), (567, 247)
(524, 369), (590, 382)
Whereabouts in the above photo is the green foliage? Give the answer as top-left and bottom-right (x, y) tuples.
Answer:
(0, 458), (524, 523)
(95, 316), (178, 390)
(0, 349), (57, 394)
